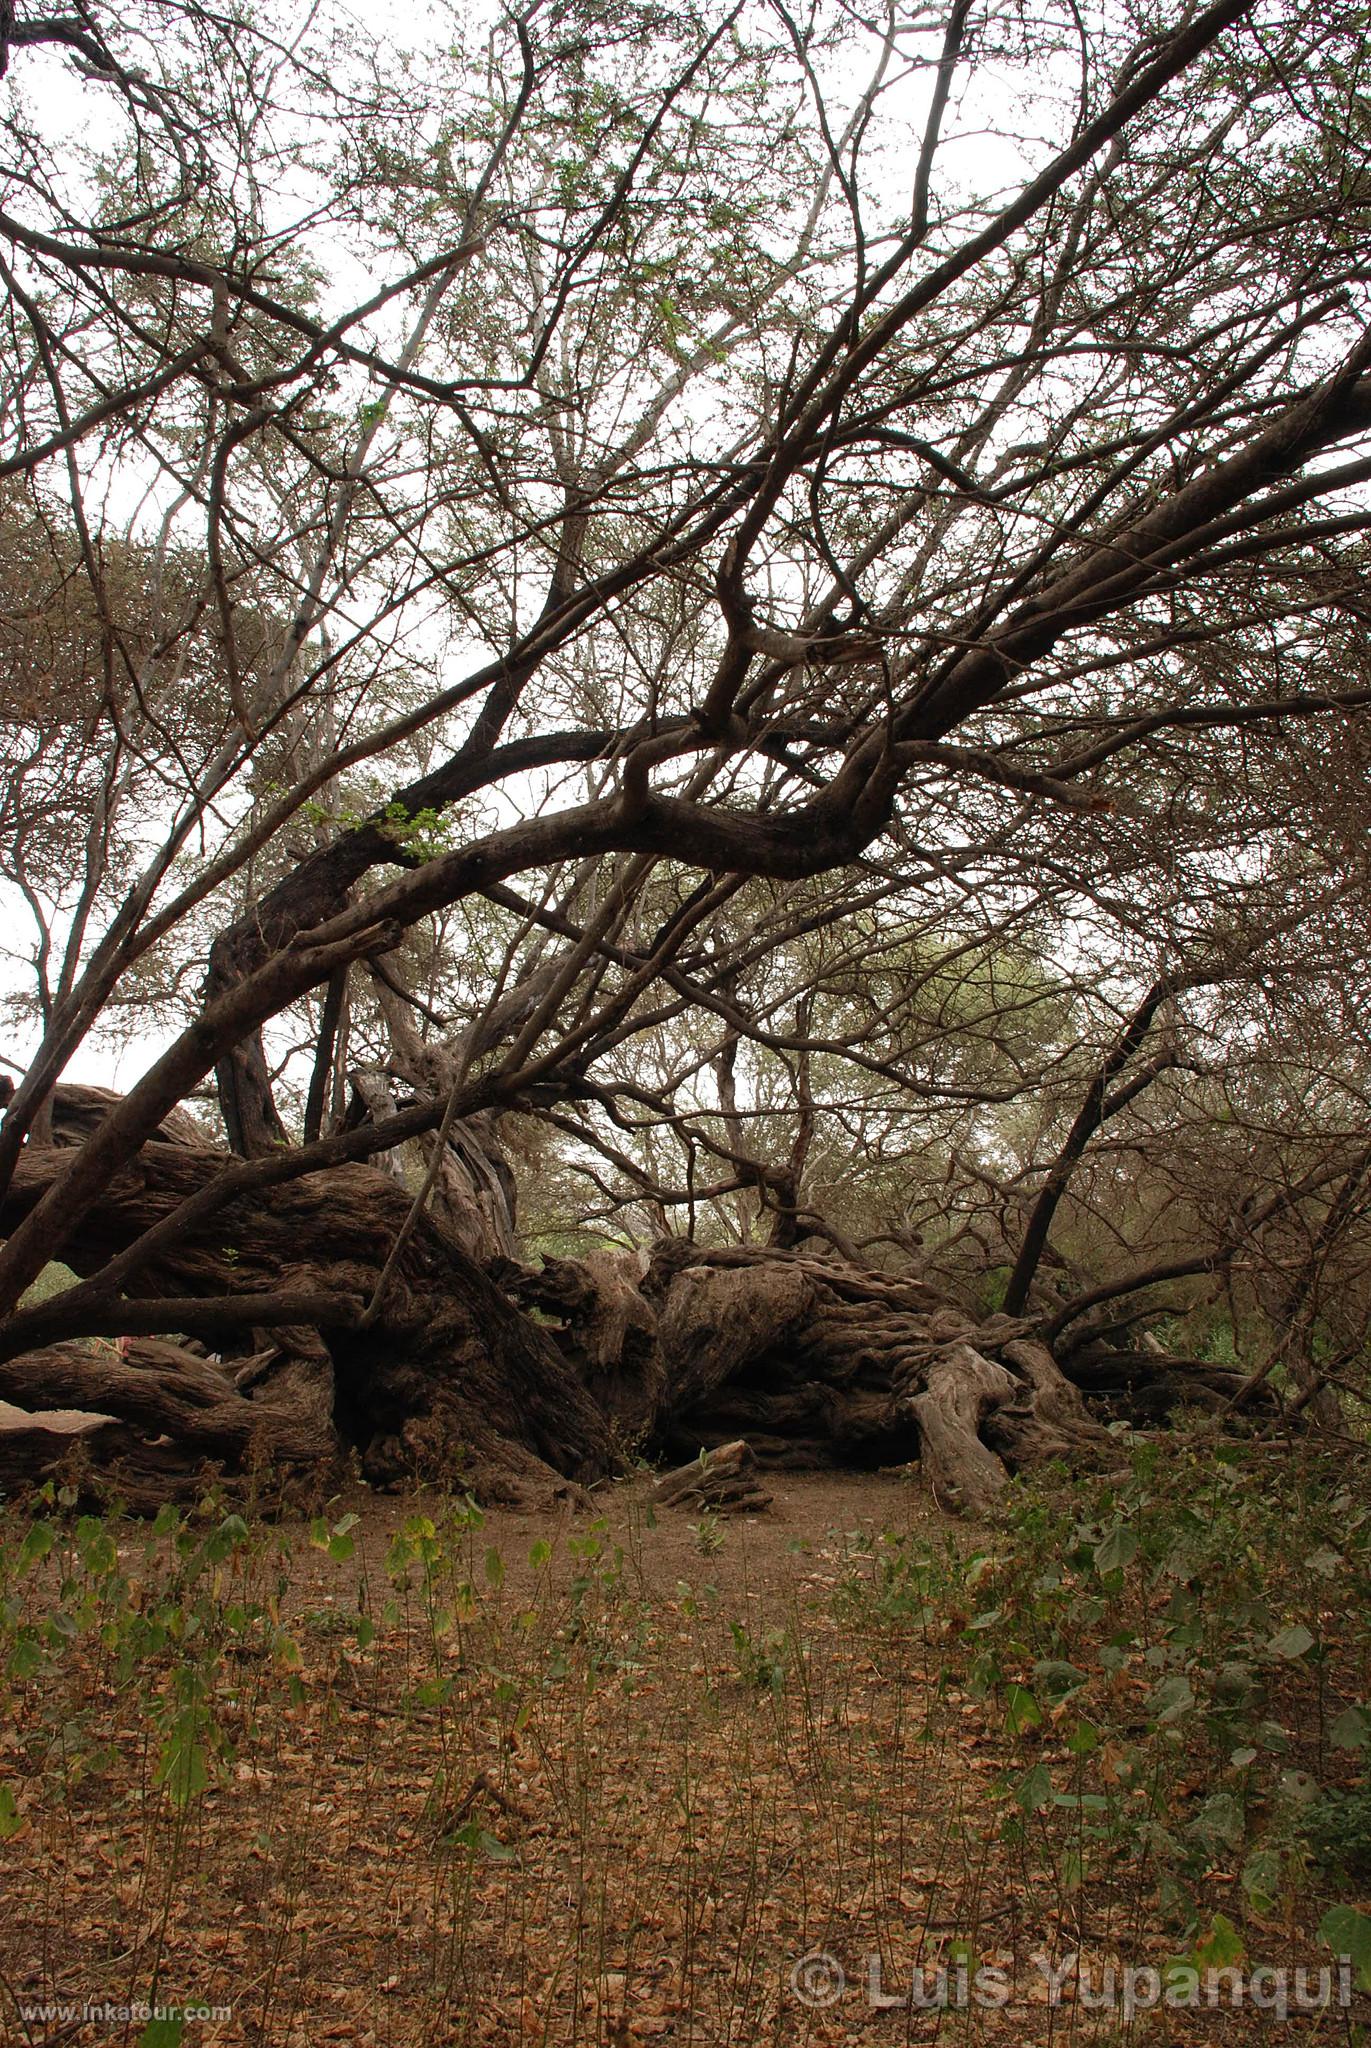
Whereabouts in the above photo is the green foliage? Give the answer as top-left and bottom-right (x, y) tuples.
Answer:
(374, 799), (455, 863)
(297, 795), (456, 862)
(834, 1436), (1371, 1933)
(1319, 1904), (1371, 1990)
(727, 1619), (789, 1696)
(1308, 1787), (1371, 1883)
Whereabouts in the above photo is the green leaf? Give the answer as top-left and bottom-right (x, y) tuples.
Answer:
(1277, 1767), (1321, 1808)
(0, 1782), (22, 1841)
(8, 1637), (43, 1681)
(1004, 1684), (1042, 1735)
(1066, 1718), (1099, 1756)
(447, 1819), (516, 1861)
(81, 1527), (119, 1575)
(1093, 1524), (1137, 1576)
(1188, 1792), (1245, 1852)
(484, 1546), (505, 1589)
(1033, 1659), (1088, 1701)
(528, 1538), (552, 1569)
(204, 1514), (248, 1562)
(19, 1521), (55, 1570)
(1330, 1705), (1371, 1750)
(154, 1723), (208, 1809)
(139, 2015), (184, 2047)
(1240, 1846), (1281, 1915)
(1267, 1623), (1315, 1661)
(1194, 1913), (1244, 1970)
(1014, 1761), (1052, 1811)
(1150, 1674), (1195, 1723)
(1318, 1904), (1371, 1989)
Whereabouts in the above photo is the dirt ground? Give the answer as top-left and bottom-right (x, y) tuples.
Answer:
(0, 1468), (1358, 2048)
(295, 1465), (943, 1606)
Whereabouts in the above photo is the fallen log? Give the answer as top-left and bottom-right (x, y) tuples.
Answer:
(1066, 1347), (1284, 1421)
(0, 1409), (230, 1516)
(0, 1337), (324, 1458)
(520, 1244), (1114, 1509)
(0, 1090), (1224, 1521)
(0, 1135), (614, 1506)
(652, 1439), (772, 1514)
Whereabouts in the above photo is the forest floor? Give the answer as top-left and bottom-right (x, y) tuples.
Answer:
(0, 1448), (1368, 2047)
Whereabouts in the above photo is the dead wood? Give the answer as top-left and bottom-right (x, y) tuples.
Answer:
(0, 1089), (1246, 1520)
(652, 1439), (772, 1514)
(520, 1242), (1115, 1512)
(0, 1133), (613, 1507)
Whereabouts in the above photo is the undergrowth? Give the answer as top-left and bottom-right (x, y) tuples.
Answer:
(0, 1440), (1367, 2045)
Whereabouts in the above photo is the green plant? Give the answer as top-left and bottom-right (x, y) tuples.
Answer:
(1308, 1785), (1371, 1882)
(727, 1619), (789, 1695)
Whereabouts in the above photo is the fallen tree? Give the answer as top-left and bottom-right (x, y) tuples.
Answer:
(3, 0), (1370, 1514)
(509, 1241), (1114, 1516)
(0, 1090), (1295, 1515)
(0, 1119), (614, 1506)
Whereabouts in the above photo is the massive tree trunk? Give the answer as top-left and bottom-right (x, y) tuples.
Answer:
(342, 1069), (520, 1264)
(0, 1126), (613, 1506)
(508, 1242), (1116, 1511)
(0, 1087), (1282, 1516)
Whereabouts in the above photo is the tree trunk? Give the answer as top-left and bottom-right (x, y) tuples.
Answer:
(0, 1133), (613, 1506)
(511, 1242), (1115, 1509)
(342, 1070), (520, 1264)
(0, 1088), (1282, 1519)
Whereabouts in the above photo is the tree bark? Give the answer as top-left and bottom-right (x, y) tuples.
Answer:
(0, 1133), (613, 1505)
(909, 1346), (1020, 1516)
(0, 1089), (1288, 1520)
(515, 1242), (1114, 1508)
(653, 1440), (772, 1514)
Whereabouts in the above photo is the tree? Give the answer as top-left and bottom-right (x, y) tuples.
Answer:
(1, 0), (1370, 1503)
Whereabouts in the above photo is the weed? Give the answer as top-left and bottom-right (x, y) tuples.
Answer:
(1, 1442), (1368, 2041)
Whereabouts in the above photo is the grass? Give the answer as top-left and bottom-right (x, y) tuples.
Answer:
(0, 1442), (1368, 2045)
